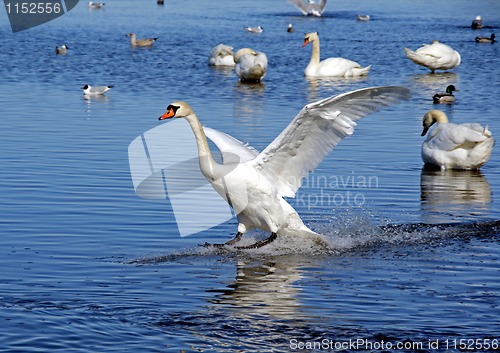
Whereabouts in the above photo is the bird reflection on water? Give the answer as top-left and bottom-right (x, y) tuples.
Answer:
(420, 166), (492, 223)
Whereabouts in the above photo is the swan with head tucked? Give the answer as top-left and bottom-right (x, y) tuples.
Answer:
(234, 48), (268, 83)
(421, 110), (494, 170)
(157, 86), (410, 248)
(208, 44), (236, 67)
(302, 32), (371, 78)
(288, 0), (327, 16)
(404, 40), (461, 73)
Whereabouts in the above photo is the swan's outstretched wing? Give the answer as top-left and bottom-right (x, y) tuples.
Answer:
(315, 0), (327, 12)
(203, 126), (259, 164)
(288, 0), (309, 15)
(249, 86), (411, 197)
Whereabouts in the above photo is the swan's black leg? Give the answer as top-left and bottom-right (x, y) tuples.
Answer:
(203, 232), (243, 248)
(225, 232), (243, 246)
(237, 232), (277, 249)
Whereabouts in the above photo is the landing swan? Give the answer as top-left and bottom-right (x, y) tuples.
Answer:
(302, 32), (371, 78)
(288, 0), (327, 16)
(234, 48), (268, 83)
(404, 40), (461, 73)
(158, 86), (411, 248)
(421, 110), (494, 170)
(208, 44), (235, 67)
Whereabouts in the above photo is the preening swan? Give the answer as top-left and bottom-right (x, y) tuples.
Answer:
(288, 0), (327, 17)
(234, 48), (268, 83)
(421, 110), (494, 170)
(404, 40), (461, 73)
(158, 86), (411, 248)
(433, 85), (457, 104)
(208, 44), (236, 67)
(302, 32), (371, 78)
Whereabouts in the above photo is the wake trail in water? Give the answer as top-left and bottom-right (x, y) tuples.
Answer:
(127, 216), (500, 264)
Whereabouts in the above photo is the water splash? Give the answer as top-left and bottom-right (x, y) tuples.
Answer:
(127, 214), (500, 264)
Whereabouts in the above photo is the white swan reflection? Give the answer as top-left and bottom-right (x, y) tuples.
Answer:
(420, 166), (492, 223)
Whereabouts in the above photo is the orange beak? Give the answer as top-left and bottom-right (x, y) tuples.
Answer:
(302, 38), (309, 47)
(158, 107), (175, 120)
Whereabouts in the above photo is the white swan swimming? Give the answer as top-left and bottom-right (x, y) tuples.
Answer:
(421, 110), (494, 170)
(208, 44), (236, 67)
(234, 48), (268, 83)
(157, 86), (411, 248)
(404, 40), (461, 73)
(288, 0), (327, 17)
(302, 32), (371, 78)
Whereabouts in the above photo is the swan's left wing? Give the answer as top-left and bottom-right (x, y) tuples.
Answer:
(203, 126), (259, 164)
(249, 86), (411, 197)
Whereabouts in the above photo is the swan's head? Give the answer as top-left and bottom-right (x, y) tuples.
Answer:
(158, 101), (193, 120)
(303, 32), (319, 47)
(421, 110), (448, 136)
(234, 48), (257, 63)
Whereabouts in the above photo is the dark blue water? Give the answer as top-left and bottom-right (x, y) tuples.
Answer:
(1, 0), (499, 351)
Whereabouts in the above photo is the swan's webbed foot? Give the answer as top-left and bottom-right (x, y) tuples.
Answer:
(202, 232), (243, 248)
(236, 232), (277, 249)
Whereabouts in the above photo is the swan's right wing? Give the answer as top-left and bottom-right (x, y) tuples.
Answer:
(203, 127), (259, 164)
(316, 0), (327, 12)
(288, 0), (309, 15)
(249, 86), (411, 197)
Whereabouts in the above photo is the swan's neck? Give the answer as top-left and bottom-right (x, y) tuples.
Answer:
(433, 114), (449, 124)
(185, 114), (219, 180)
(308, 38), (321, 67)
